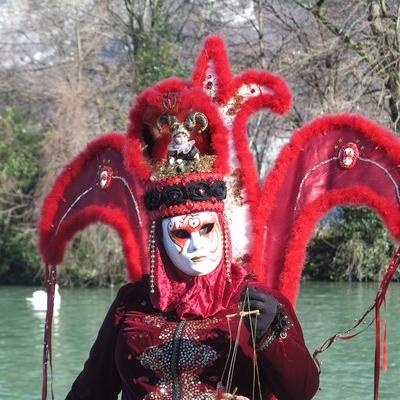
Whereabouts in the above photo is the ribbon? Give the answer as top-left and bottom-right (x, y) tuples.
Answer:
(313, 247), (400, 400)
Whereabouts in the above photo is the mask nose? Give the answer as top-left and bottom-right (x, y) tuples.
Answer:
(188, 231), (203, 253)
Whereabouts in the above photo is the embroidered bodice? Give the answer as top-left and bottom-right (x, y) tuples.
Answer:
(117, 311), (262, 400)
(65, 281), (319, 400)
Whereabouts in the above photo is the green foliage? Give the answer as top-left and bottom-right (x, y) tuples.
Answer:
(305, 207), (397, 281)
(58, 226), (127, 288)
(0, 108), (41, 196)
(135, 36), (187, 91)
(132, 14), (188, 91)
(0, 107), (43, 284)
(0, 109), (127, 287)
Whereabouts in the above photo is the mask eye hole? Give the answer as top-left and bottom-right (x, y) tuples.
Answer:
(200, 223), (214, 235)
(172, 229), (190, 239)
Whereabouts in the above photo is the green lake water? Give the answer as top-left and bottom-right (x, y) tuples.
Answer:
(1, 282), (399, 399)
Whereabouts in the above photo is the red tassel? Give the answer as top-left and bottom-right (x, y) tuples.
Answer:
(382, 321), (388, 373)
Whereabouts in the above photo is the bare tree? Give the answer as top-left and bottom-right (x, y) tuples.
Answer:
(225, 0), (400, 176)
(283, 0), (400, 132)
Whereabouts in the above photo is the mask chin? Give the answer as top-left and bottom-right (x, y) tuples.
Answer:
(174, 257), (220, 276)
(161, 212), (223, 276)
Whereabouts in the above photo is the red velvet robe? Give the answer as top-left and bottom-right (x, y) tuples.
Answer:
(65, 278), (319, 400)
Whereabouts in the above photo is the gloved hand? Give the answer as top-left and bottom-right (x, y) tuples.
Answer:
(240, 287), (279, 340)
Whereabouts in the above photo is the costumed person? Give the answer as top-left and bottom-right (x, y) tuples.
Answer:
(63, 211), (318, 400)
(39, 35), (400, 400)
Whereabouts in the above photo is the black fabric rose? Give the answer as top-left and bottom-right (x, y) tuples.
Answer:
(162, 184), (187, 206)
(210, 181), (227, 200)
(187, 181), (212, 201)
(144, 190), (162, 211)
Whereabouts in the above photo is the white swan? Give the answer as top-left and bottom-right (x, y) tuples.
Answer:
(26, 284), (61, 312)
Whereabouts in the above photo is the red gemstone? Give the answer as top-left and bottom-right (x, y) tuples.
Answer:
(99, 166), (113, 189)
(338, 142), (359, 169)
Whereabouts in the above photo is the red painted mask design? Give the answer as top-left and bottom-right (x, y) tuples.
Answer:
(161, 212), (223, 276)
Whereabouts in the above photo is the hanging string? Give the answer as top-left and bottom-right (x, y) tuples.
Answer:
(312, 306), (375, 368)
(313, 246), (400, 400)
(222, 288), (262, 400)
(225, 311), (243, 394)
(220, 315), (234, 390)
(42, 264), (57, 400)
(372, 247), (400, 400)
(242, 289), (263, 400)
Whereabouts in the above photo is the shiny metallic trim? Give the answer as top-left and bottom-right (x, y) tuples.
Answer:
(294, 157), (337, 211)
(294, 155), (400, 212)
(55, 184), (97, 234)
(113, 175), (143, 226)
(359, 157), (400, 205)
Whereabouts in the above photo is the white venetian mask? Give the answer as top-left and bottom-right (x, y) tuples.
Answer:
(161, 211), (223, 276)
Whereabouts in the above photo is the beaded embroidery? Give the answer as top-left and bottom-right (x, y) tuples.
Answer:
(140, 315), (220, 400)
(256, 305), (293, 353)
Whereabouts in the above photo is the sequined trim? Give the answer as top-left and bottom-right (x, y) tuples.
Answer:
(112, 175), (143, 226)
(55, 184), (97, 234)
(294, 157), (337, 212)
(358, 156), (400, 204)
(295, 152), (400, 212)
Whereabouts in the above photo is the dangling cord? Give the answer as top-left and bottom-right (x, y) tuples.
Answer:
(224, 298), (261, 397)
(312, 247), (400, 400)
(373, 247), (400, 400)
(42, 264), (56, 400)
(219, 315), (234, 392)
(243, 289), (263, 400)
(149, 221), (156, 294)
(225, 311), (243, 394)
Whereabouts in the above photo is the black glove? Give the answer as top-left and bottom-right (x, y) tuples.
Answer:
(240, 287), (279, 340)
